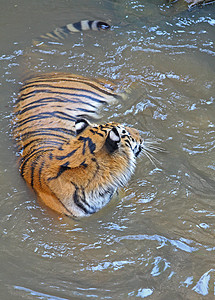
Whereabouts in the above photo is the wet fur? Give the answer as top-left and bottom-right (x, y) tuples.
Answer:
(13, 22), (143, 217)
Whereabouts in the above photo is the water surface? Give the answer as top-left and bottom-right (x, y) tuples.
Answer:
(0, 0), (215, 299)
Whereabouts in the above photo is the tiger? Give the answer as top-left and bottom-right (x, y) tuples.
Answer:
(13, 20), (152, 217)
(32, 20), (110, 46)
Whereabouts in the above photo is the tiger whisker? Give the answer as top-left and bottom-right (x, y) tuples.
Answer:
(146, 145), (166, 153)
(140, 149), (156, 166)
(143, 138), (161, 144)
(142, 139), (166, 153)
(141, 148), (162, 168)
(140, 138), (165, 167)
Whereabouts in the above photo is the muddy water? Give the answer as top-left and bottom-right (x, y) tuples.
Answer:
(0, 0), (215, 299)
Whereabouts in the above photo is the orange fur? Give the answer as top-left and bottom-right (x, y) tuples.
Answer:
(13, 20), (144, 217)
(13, 73), (143, 217)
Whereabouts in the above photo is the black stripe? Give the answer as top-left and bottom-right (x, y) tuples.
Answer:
(88, 21), (94, 29)
(20, 138), (62, 152)
(18, 90), (107, 105)
(98, 124), (109, 133)
(55, 148), (78, 160)
(18, 96), (97, 112)
(89, 129), (104, 137)
(47, 161), (71, 181)
(18, 130), (68, 143)
(48, 31), (62, 40)
(38, 159), (45, 187)
(78, 136), (96, 155)
(45, 183), (75, 217)
(30, 159), (38, 188)
(19, 83), (105, 95)
(85, 157), (100, 188)
(17, 126), (74, 137)
(19, 80), (118, 98)
(17, 103), (49, 114)
(80, 159), (88, 168)
(41, 32), (60, 41)
(73, 186), (89, 214)
(79, 187), (95, 211)
(72, 21), (82, 31)
(125, 140), (131, 148)
(20, 149), (51, 178)
(21, 145), (55, 163)
(74, 108), (95, 114)
(19, 83), (108, 97)
(17, 111), (76, 127)
(57, 198), (75, 217)
(55, 28), (69, 39)
(61, 25), (72, 35)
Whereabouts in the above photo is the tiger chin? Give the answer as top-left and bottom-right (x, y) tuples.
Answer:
(20, 119), (143, 217)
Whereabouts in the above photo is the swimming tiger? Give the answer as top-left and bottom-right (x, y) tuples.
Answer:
(13, 20), (152, 217)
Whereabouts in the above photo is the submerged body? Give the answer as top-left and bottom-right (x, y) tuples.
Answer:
(13, 20), (150, 217)
(14, 73), (143, 217)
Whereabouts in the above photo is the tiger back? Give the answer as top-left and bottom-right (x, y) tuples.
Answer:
(14, 72), (122, 152)
(13, 20), (146, 217)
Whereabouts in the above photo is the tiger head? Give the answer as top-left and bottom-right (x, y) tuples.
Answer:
(75, 118), (143, 158)
(42, 119), (144, 217)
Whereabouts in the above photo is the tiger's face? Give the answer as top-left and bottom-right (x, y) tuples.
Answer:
(45, 119), (144, 217)
(76, 118), (143, 169)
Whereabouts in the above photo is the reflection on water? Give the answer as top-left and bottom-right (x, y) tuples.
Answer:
(0, 0), (215, 299)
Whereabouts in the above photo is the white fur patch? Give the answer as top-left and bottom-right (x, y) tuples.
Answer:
(66, 24), (80, 32)
(109, 129), (120, 142)
(75, 121), (87, 131)
(80, 20), (90, 31)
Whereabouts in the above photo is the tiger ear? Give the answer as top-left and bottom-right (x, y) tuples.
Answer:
(105, 127), (121, 154)
(75, 118), (90, 135)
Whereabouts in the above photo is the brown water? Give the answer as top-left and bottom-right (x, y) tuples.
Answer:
(1, 0), (215, 299)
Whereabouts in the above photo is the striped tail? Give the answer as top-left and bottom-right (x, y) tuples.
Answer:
(33, 20), (110, 45)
